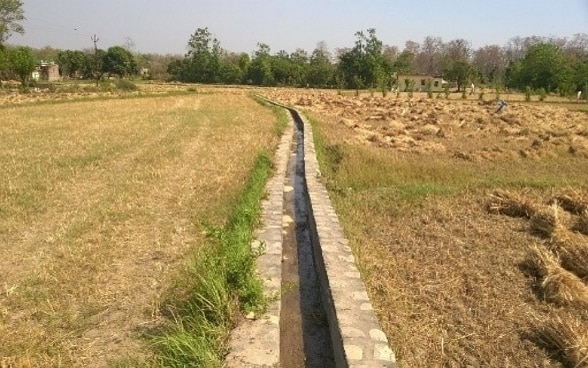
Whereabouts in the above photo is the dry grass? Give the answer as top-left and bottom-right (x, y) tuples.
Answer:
(529, 246), (588, 307)
(536, 315), (588, 368)
(0, 89), (278, 366)
(263, 89), (588, 367)
(550, 226), (588, 280)
(487, 189), (538, 218)
(574, 211), (588, 235)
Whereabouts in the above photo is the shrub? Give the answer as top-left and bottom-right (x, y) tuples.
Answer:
(525, 86), (532, 102)
(115, 79), (138, 91)
(538, 88), (547, 102)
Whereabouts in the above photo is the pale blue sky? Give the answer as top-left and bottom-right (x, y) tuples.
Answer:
(9, 0), (588, 56)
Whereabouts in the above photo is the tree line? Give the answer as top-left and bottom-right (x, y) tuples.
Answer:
(0, 0), (586, 97)
(169, 28), (588, 97)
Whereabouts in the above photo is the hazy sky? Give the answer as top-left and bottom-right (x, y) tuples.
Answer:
(9, 0), (588, 56)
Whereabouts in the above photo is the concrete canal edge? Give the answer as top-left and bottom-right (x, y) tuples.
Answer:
(226, 100), (397, 367)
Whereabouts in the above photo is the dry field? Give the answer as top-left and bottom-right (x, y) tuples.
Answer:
(263, 89), (588, 367)
(0, 89), (279, 367)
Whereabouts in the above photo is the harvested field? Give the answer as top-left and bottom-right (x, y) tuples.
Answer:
(0, 90), (279, 367)
(263, 89), (588, 367)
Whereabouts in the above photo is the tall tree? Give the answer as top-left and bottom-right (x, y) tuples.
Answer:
(415, 36), (443, 75)
(308, 41), (334, 87)
(103, 46), (137, 78)
(441, 39), (473, 91)
(9, 46), (35, 87)
(0, 0), (24, 44)
(337, 28), (389, 89)
(183, 27), (223, 83)
(57, 50), (87, 78)
(518, 43), (573, 93)
(473, 45), (507, 84)
(248, 43), (273, 85)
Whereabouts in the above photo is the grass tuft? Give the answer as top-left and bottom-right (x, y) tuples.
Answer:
(151, 151), (273, 366)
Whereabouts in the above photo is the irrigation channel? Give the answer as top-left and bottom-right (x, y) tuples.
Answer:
(226, 102), (396, 367)
(280, 106), (335, 366)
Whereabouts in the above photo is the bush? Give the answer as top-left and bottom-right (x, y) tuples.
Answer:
(538, 88), (547, 102)
(114, 79), (138, 91)
(525, 86), (532, 102)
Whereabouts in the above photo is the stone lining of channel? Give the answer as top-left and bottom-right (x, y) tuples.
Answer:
(227, 101), (397, 367)
(225, 113), (291, 367)
(298, 110), (396, 368)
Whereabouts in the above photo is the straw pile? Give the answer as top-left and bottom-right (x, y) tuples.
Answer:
(486, 189), (537, 218)
(530, 203), (561, 237)
(554, 192), (588, 215)
(529, 246), (588, 307)
(537, 315), (588, 368)
(549, 226), (588, 280)
(574, 210), (588, 235)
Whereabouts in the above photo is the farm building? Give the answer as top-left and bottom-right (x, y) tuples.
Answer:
(32, 61), (60, 82)
(394, 73), (447, 92)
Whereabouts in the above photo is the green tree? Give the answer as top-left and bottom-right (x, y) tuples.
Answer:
(183, 27), (223, 83)
(518, 43), (573, 93)
(166, 58), (187, 81)
(103, 46), (137, 78)
(82, 48), (106, 81)
(392, 50), (415, 74)
(9, 46), (35, 88)
(0, 0), (25, 44)
(337, 28), (390, 89)
(0, 46), (9, 87)
(248, 43), (274, 86)
(308, 42), (333, 87)
(57, 50), (87, 79)
(441, 39), (473, 92)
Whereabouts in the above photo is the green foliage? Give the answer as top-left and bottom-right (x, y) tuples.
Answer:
(114, 78), (138, 91)
(443, 84), (450, 99)
(337, 28), (391, 90)
(103, 46), (137, 78)
(179, 27), (224, 83)
(538, 87), (547, 101)
(525, 86), (532, 102)
(426, 79), (433, 98)
(508, 43), (573, 93)
(153, 150), (273, 366)
(57, 50), (87, 79)
(8, 46), (35, 87)
(0, 0), (25, 44)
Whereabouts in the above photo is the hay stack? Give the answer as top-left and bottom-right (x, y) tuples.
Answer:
(554, 192), (588, 214)
(573, 210), (588, 235)
(529, 246), (588, 307)
(530, 203), (562, 237)
(550, 226), (588, 280)
(537, 315), (588, 368)
(487, 189), (537, 218)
